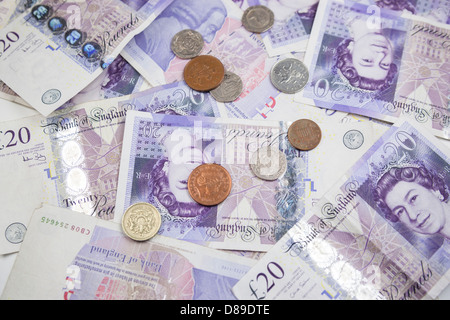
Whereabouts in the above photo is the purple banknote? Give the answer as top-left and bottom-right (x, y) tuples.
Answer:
(232, 0), (318, 55)
(233, 119), (450, 300)
(0, 81), (221, 255)
(295, 0), (450, 139)
(1, 204), (255, 300)
(0, 55), (148, 109)
(232, 0), (449, 57)
(0, 0), (174, 116)
(114, 110), (377, 252)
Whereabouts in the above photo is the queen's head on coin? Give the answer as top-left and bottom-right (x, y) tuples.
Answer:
(374, 164), (450, 240)
(334, 15), (398, 92)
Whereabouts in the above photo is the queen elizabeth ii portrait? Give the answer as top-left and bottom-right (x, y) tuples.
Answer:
(333, 13), (400, 92)
(374, 165), (450, 240)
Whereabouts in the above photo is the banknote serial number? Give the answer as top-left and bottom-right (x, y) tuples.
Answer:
(40, 216), (91, 235)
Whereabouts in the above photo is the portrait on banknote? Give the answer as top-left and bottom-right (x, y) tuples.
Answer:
(375, 165), (450, 242)
(297, 0), (450, 139)
(334, 16), (400, 92)
(316, 6), (405, 96)
(69, 55), (144, 106)
(134, 126), (218, 222)
(353, 123), (450, 263)
(115, 111), (314, 251)
(231, 121), (450, 300)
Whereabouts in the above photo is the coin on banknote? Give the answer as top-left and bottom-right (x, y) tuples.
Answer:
(210, 71), (243, 102)
(184, 55), (225, 92)
(288, 119), (322, 151)
(250, 146), (287, 181)
(242, 5), (274, 33)
(171, 29), (204, 59)
(188, 163), (232, 206)
(270, 58), (309, 94)
(121, 202), (161, 241)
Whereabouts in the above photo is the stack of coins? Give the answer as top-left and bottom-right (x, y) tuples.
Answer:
(182, 54), (244, 103)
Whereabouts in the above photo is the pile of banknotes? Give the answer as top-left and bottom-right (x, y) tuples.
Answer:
(0, 0), (449, 301)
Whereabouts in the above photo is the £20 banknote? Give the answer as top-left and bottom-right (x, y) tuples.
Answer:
(0, 81), (221, 255)
(233, 120), (450, 300)
(295, 0), (450, 140)
(1, 204), (256, 300)
(0, 0), (173, 116)
(114, 110), (378, 252)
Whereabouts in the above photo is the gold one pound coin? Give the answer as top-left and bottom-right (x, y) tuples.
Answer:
(121, 202), (161, 241)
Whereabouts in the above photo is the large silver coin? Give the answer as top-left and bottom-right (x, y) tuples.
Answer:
(270, 58), (309, 94)
(250, 146), (287, 181)
(171, 29), (204, 59)
(242, 5), (274, 33)
(210, 71), (243, 102)
(121, 202), (161, 241)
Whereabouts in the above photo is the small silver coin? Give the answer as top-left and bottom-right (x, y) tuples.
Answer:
(210, 71), (243, 102)
(250, 146), (287, 181)
(5, 222), (26, 244)
(270, 58), (309, 94)
(343, 130), (364, 150)
(242, 5), (274, 33)
(171, 29), (204, 59)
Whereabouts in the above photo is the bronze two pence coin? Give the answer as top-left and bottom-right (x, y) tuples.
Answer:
(183, 55), (225, 92)
(188, 163), (232, 206)
(288, 119), (322, 151)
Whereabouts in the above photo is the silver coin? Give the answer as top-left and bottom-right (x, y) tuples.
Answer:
(250, 146), (287, 181)
(270, 58), (309, 94)
(171, 29), (204, 59)
(210, 71), (243, 102)
(343, 130), (364, 150)
(242, 5), (274, 33)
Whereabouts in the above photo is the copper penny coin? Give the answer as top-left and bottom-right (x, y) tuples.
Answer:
(187, 163), (232, 206)
(288, 119), (322, 151)
(183, 55), (225, 92)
